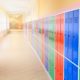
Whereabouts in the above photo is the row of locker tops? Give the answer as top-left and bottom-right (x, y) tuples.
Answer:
(27, 9), (79, 37)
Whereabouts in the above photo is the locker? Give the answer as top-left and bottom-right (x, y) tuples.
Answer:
(41, 19), (45, 64)
(32, 22), (35, 47)
(73, 10), (79, 65)
(79, 9), (80, 80)
(66, 12), (73, 80)
(55, 15), (58, 80)
(45, 56), (48, 71)
(33, 22), (38, 52)
(72, 9), (79, 80)
(64, 10), (78, 80)
(35, 22), (39, 54)
(44, 18), (49, 71)
(48, 16), (55, 79)
(58, 14), (64, 80)
(37, 21), (42, 58)
(64, 12), (70, 80)
(68, 11), (73, 61)
(66, 11), (73, 80)
(55, 15), (60, 80)
(55, 14), (64, 80)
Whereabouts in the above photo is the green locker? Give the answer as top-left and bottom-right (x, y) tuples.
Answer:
(48, 16), (55, 79)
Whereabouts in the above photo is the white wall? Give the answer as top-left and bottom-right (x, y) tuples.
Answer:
(0, 11), (9, 32)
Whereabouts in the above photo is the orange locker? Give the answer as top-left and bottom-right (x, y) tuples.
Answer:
(55, 14), (64, 80)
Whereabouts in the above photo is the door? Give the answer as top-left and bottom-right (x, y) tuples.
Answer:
(44, 18), (49, 71)
(41, 19), (45, 64)
(59, 13), (64, 80)
(48, 16), (55, 79)
(55, 15), (61, 80)
(72, 9), (79, 80)
(64, 12), (69, 80)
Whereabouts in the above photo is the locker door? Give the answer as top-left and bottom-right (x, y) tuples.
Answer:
(79, 9), (80, 80)
(34, 22), (38, 53)
(55, 15), (58, 80)
(57, 15), (61, 80)
(31, 22), (34, 47)
(37, 21), (42, 58)
(32, 22), (34, 47)
(44, 18), (49, 71)
(48, 16), (55, 79)
(33, 22), (37, 50)
(67, 11), (73, 80)
(35, 21), (38, 52)
(72, 9), (79, 80)
(55, 15), (61, 80)
(41, 19), (45, 64)
(64, 12), (69, 80)
(59, 13), (64, 80)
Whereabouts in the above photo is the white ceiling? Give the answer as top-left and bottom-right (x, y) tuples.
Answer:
(0, 0), (37, 14)
(0, 0), (39, 22)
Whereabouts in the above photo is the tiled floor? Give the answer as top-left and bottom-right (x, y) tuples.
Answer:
(0, 31), (50, 80)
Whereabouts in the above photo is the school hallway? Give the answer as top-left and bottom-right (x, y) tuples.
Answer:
(0, 0), (80, 80)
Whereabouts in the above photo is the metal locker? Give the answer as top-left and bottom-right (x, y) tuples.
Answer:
(32, 22), (35, 48)
(68, 11), (73, 62)
(55, 15), (58, 80)
(64, 12), (69, 80)
(55, 15), (61, 80)
(66, 11), (73, 80)
(44, 18), (49, 71)
(48, 16), (55, 79)
(36, 22), (39, 54)
(59, 14), (64, 80)
(34, 21), (37, 51)
(79, 10), (80, 80)
(35, 21), (38, 54)
(41, 19), (45, 64)
(37, 21), (42, 58)
(73, 10), (79, 65)
(55, 14), (64, 80)
(57, 15), (61, 80)
(72, 9), (79, 80)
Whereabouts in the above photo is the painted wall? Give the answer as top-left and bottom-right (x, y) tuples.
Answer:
(38, 0), (80, 18)
(0, 10), (9, 38)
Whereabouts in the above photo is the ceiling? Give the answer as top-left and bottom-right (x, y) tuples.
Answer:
(0, 0), (39, 22)
(0, 0), (37, 15)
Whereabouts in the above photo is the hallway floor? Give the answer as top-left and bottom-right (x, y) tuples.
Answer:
(0, 31), (50, 80)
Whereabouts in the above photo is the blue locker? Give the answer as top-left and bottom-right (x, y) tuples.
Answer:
(64, 10), (79, 80)
(64, 12), (73, 80)
(67, 11), (73, 80)
(64, 12), (69, 80)
(73, 9), (79, 65)
(68, 11), (73, 61)
(72, 9), (79, 80)
(37, 21), (41, 58)
(44, 18), (49, 71)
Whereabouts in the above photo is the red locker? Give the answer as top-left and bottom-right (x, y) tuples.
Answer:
(41, 20), (45, 64)
(55, 14), (64, 80)
(55, 15), (59, 80)
(59, 14), (64, 80)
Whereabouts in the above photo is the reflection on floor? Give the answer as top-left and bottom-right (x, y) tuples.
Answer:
(0, 31), (50, 80)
